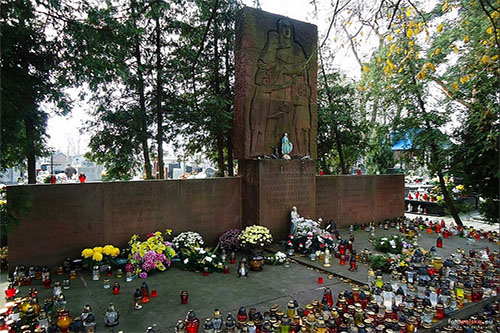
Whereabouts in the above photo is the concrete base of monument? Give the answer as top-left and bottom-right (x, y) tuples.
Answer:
(240, 159), (316, 241)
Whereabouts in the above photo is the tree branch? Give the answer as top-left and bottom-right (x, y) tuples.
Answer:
(342, 25), (363, 69)
(433, 79), (472, 109)
(387, 0), (402, 29)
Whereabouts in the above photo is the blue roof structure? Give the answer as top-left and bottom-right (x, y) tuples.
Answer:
(391, 132), (414, 151)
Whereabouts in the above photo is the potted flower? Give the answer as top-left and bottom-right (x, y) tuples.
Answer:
(239, 225), (273, 271)
(178, 246), (224, 274)
(218, 229), (241, 251)
(81, 245), (121, 270)
(127, 230), (176, 279)
(172, 231), (204, 250)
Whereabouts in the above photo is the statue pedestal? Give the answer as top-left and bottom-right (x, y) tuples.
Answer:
(240, 159), (316, 240)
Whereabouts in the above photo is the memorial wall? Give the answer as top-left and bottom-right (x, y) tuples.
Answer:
(8, 174), (403, 268)
(316, 174), (405, 228)
(7, 178), (242, 269)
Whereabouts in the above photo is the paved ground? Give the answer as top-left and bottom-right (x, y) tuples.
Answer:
(1, 253), (352, 332)
(1, 212), (497, 331)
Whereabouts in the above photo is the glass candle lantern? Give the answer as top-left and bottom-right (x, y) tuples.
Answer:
(104, 303), (119, 327)
(106, 265), (112, 277)
(134, 289), (143, 310)
(339, 254), (346, 265)
(323, 249), (331, 268)
(382, 289), (394, 310)
(286, 301), (295, 319)
(436, 304), (444, 320)
(92, 266), (100, 281)
(339, 243), (346, 255)
(37, 310), (49, 330)
(367, 269), (376, 287)
(4, 283), (17, 299)
(126, 271), (133, 282)
(116, 269), (123, 278)
(465, 289), (472, 303)
(69, 270), (77, 280)
(348, 256), (357, 271)
(180, 290), (188, 304)
(103, 279), (110, 289)
(455, 282), (465, 298)
(436, 236), (443, 248)
(375, 276), (384, 289)
(42, 272), (51, 289)
(324, 287), (334, 308)
(185, 310), (200, 333)
(223, 265), (230, 274)
(433, 257), (443, 270)
(112, 282), (120, 295)
(141, 282), (150, 303)
(472, 288), (482, 302)
(62, 279), (71, 290)
(56, 309), (72, 333)
(230, 251), (236, 264)
(457, 296), (465, 309)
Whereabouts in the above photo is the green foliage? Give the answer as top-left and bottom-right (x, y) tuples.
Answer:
(431, 0), (499, 222)
(1, 187), (32, 237)
(366, 125), (395, 174)
(0, 0), (71, 179)
(374, 236), (403, 254)
(368, 254), (391, 273)
(317, 70), (367, 174)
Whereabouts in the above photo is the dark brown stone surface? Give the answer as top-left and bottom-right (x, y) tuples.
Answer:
(316, 175), (405, 228)
(240, 159), (316, 240)
(234, 7), (318, 160)
(8, 178), (241, 269)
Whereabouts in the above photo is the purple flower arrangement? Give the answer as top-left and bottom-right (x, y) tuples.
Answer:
(218, 229), (241, 251)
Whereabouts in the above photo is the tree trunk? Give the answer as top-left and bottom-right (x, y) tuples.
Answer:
(226, 130), (234, 176)
(436, 167), (463, 228)
(216, 130), (225, 176)
(411, 74), (463, 227)
(212, 12), (225, 176)
(23, 116), (36, 184)
(224, 33), (233, 177)
(319, 50), (348, 174)
(132, 1), (152, 179)
(155, 13), (164, 179)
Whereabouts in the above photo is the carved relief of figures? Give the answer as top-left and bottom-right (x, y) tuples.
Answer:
(249, 19), (312, 157)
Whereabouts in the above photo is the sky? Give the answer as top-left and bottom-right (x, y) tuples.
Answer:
(46, 0), (362, 157)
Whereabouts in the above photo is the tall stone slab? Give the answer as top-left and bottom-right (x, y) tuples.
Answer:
(235, 7), (318, 239)
(240, 159), (316, 240)
(234, 7), (318, 160)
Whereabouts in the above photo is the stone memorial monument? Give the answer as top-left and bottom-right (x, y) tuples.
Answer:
(234, 7), (317, 159)
(7, 7), (404, 270)
(234, 7), (318, 239)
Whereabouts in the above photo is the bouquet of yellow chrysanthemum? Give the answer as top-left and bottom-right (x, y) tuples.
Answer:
(239, 225), (273, 250)
(126, 230), (176, 278)
(81, 244), (120, 268)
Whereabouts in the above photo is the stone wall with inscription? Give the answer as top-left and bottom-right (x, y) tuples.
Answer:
(316, 175), (404, 227)
(234, 7), (318, 160)
(8, 178), (241, 269)
(241, 159), (315, 240)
